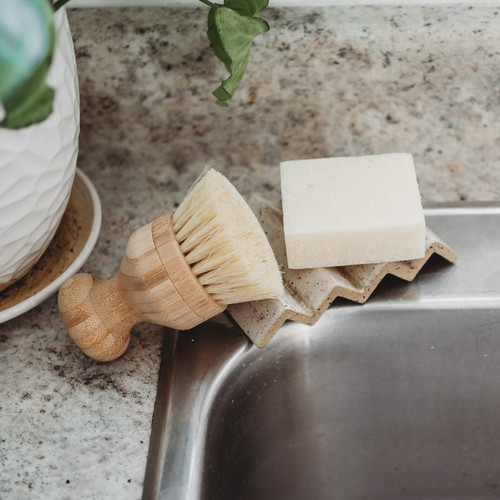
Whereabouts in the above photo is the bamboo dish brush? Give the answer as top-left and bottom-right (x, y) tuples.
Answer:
(58, 168), (283, 362)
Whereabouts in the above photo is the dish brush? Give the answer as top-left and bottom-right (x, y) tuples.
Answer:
(58, 168), (283, 361)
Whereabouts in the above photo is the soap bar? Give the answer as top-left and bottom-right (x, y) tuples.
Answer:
(280, 153), (426, 269)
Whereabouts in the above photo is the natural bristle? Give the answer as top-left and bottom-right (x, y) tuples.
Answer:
(172, 168), (283, 305)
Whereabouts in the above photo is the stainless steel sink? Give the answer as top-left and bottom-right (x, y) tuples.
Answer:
(143, 205), (500, 500)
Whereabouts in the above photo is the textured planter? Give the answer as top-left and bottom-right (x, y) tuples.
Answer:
(0, 9), (79, 292)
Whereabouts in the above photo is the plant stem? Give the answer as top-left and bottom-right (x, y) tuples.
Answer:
(198, 0), (217, 8)
(53, 0), (72, 11)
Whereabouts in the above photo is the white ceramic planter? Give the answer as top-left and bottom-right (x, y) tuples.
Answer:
(0, 9), (79, 292)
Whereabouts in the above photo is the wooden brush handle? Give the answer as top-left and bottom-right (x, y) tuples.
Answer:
(58, 212), (225, 361)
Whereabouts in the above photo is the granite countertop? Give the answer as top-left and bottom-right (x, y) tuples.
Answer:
(1, 5), (499, 499)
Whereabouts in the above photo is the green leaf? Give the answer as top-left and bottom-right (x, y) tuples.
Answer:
(0, 0), (56, 128)
(1, 60), (55, 129)
(223, 0), (269, 17)
(207, 7), (232, 73)
(207, 5), (269, 105)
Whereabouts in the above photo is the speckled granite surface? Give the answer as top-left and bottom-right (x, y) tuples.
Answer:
(1, 5), (499, 499)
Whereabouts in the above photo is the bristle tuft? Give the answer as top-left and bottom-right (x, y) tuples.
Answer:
(172, 168), (283, 305)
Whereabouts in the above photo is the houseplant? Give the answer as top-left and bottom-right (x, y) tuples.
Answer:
(0, 0), (270, 291)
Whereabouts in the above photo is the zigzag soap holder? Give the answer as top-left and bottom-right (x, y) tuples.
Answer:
(227, 198), (457, 348)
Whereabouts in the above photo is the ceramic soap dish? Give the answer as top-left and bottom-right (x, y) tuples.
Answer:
(227, 197), (457, 348)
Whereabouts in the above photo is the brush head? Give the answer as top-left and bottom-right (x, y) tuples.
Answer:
(172, 168), (283, 305)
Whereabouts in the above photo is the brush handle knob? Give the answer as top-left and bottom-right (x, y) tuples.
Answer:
(58, 273), (136, 361)
(58, 212), (225, 361)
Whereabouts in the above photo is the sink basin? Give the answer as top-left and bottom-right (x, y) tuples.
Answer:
(143, 205), (500, 500)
